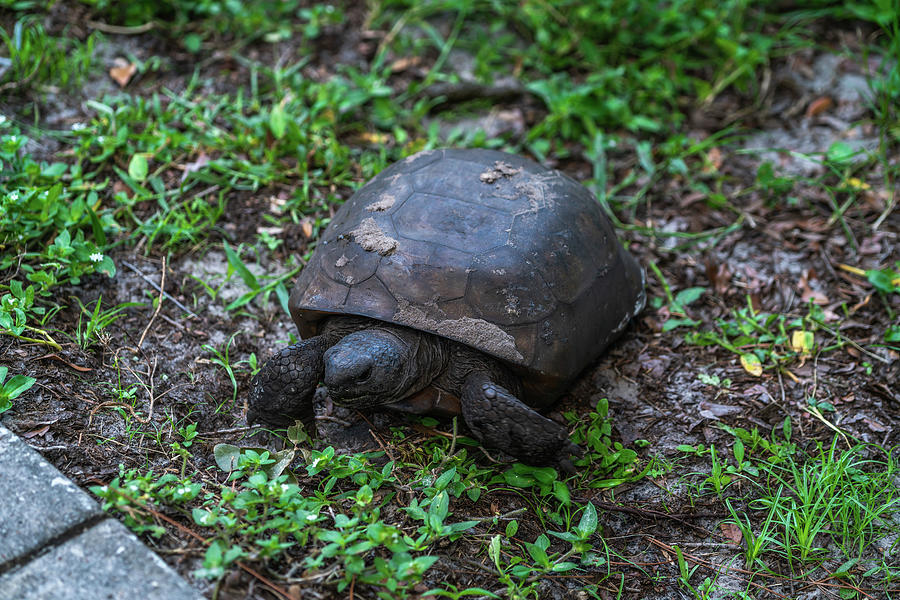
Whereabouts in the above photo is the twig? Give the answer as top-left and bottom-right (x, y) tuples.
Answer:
(367, 424), (397, 463)
(587, 500), (722, 538)
(813, 318), (891, 364)
(87, 20), (156, 34)
(88, 401), (140, 427)
(436, 416), (459, 471)
(198, 426), (256, 437)
(804, 355), (853, 446)
(456, 507), (527, 523)
(872, 188), (895, 230)
(137, 256), (167, 349)
(315, 414), (353, 427)
(648, 537), (791, 599)
(123, 260), (198, 318)
(29, 445), (70, 452)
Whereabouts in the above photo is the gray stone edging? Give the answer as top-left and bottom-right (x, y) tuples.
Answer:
(0, 423), (201, 600)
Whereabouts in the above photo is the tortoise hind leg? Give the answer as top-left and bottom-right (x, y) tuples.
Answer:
(247, 336), (327, 426)
(460, 372), (582, 472)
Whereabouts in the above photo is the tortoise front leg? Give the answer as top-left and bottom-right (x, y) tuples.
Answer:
(460, 372), (583, 472)
(247, 336), (328, 426)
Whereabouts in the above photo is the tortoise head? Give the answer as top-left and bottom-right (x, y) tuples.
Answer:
(323, 328), (417, 407)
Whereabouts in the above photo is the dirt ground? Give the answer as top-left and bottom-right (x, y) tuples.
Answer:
(1, 5), (898, 600)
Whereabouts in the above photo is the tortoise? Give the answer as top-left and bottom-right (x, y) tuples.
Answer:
(248, 148), (645, 470)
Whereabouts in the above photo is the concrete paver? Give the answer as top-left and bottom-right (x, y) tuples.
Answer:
(0, 423), (201, 599)
(0, 519), (199, 600)
(0, 424), (100, 563)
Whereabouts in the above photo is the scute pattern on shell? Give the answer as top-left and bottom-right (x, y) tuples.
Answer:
(288, 148), (645, 399)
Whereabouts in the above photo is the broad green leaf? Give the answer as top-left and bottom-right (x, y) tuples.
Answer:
(740, 353), (763, 376)
(269, 103), (287, 139)
(733, 438), (745, 465)
(506, 519), (518, 538)
(662, 317), (700, 331)
(674, 286), (705, 308)
(85, 204), (107, 247)
(885, 325), (900, 342)
(128, 153), (148, 182)
(192, 508), (217, 526)
(826, 141), (857, 165)
(355, 484), (373, 506)
(790, 330), (814, 354)
(589, 477), (627, 489)
(2, 374), (35, 399)
(577, 502), (598, 536)
(503, 470), (535, 487)
(213, 443), (241, 472)
(434, 467), (457, 490)
(488, 535), (501, 567)
(552, 480), (570, 505)
(867, 268), (900, 294)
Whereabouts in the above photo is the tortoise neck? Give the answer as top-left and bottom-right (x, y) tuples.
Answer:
(438, 342), (522, 399)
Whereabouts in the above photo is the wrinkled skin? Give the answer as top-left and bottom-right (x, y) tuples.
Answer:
(248, 317), (582, 471)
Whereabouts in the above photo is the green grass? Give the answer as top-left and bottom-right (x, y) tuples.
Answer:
(727, 429), (900, 591)
(675, 427), (900, 596)
(0, 17), (98, 93)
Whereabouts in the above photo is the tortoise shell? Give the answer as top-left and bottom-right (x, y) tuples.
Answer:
(289, 148), (645, 402)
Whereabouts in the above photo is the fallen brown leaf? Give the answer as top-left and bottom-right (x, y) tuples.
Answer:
(721, 522), (743, 545)
(864, 418), (888, 432)
(806, 96), (833, 117)
(180, 152), (209, 183)
(36, 353), (93, 372)
(703, 147), (723, 173)
(698, 401), (743, 419)
(705, 261), (732, 297)
(22, 424), (51, 438)
(109, 58), (136, 88)
(389, 55), (422, 73)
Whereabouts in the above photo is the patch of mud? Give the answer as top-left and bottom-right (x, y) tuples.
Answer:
(365, 194), (396, 212)
(350, 217), (398, 255)
(392, 300), (524, 362)
(479, 160), (522, 183)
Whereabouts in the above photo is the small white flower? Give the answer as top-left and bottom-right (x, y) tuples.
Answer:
(0, 115), (7, 124)
(90, 252), (104, 263)
(8, 135), (17, 142)
(71, 122), (86, 131)
(8, 190), (19, 201)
